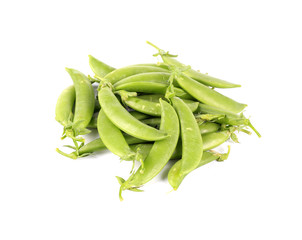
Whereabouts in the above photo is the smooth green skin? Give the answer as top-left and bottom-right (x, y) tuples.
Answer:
(168, 151), (219, 190)
(87, 111), (149, 129)
(104, 66), (169, 84)
(161, 56), (241, 88)
(125, 96), (199, 117)
(113, 72), (171, 88)
(114, 81), (193, 100)
(199, 122), (220, 134)
(88, 55), (115, 77)
(175, 73), (247, 114)
(55, 85), (75, 126)
(97, 109), (135, 160)
(197, 103), (240, 118)
(120, 99), (180, 193)
(172, 97), (203, 176)
(66, 68), (95, 133)
(98, 87), (168, 141)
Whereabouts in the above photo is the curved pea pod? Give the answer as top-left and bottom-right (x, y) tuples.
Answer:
(172, 97), (203, 176)
(141, 118), (161, 127)
(147, 41), (241, 88)
(104, 66), (169, 84)
(88, 55), (115, 78)
(55, 85), (75, 127)
(162, 55), (241, 88)
(118, 99), (180, 200)
(65, 68), (95, 136)
(124, 96), (199, 117)
(168, 148), (231, 190)
(97, 109), (136, 161)
(175, 73), (247, 114)
(98, 87), (168, 141)
(129, 63), (170, 70)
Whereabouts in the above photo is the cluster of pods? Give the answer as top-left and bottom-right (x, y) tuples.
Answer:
(55, 42), (260, 200)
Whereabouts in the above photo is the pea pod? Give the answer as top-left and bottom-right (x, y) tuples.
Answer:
(104, 66), (169, 84)
(175, 73), (247, 114)
(65, 68), (95, 137)
(119, 99), (180, 200)
(198, 122), (220, 134)
(172, 97), (203, 176)
(97, 109), (136, 161)
(98, 87), (168, 141)
(55, 85), (75, 127)
(88, 55), (115, 78)
(147, 41), (241, 88)
(58, 134), (149, 159)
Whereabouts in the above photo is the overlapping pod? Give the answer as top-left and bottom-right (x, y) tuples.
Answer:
(98, 87), (168, 141)
(171, 97), (203, 178)
(119, 99), (180, 200)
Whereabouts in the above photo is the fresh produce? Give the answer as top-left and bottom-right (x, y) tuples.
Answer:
(55, 42), (260, 200)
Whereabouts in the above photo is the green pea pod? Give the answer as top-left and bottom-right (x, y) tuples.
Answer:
(129, 63), (170, 70)
(175, 73), (247, 114)
(97, 109), (136, 161)
(98, 87), (168, 141)
(55, 85), (75, 127)
(172, 97), (203, 176)
(65, 68), (95, 137)
(57, 134), (149, 160)
(88, 55), (115, 78)
(147, 41), (241, 88)
(104, 66), (169, 84)
(119, 99), (180, 200)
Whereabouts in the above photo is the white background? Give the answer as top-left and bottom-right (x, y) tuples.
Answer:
(1, 0), (301, 239)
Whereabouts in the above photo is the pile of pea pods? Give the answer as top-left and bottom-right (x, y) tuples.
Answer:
(55, 42), (260, 200)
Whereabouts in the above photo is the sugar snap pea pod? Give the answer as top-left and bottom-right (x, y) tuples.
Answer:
(65, 68), (95, 137)
(168, 148), (230, 190)
(97, 109), (137, 161)
(175, 73), (247, 114)
(103, 66), (169, 85)
(55, 85), (75, 127)
(58, 134), (149, 159)
(88, 55), (115, 78)
(113, 72), (171, 87)
(147, 41), (241, 88)
(124, 96), (199, 116)
(118, 99), (180, 200)
(172, 97), (203, 176)
(98, 87), (168, 141)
